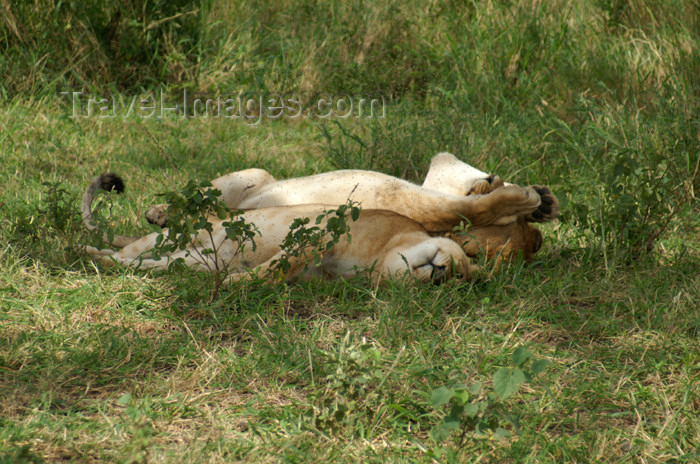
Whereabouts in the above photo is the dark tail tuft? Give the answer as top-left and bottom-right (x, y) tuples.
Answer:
(98, 173), (125, 194)
(82, 172), (136, 247)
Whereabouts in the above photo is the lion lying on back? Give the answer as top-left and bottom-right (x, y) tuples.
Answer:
(143, 153), (558, 264)
(85, 191), (471, 284)
(83, 153), (558, 284)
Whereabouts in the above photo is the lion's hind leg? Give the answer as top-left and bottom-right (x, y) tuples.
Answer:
(85, 245), (117, 257)
(86, 232), (177, 269)
(423, 152), (506, 197)
(146, 168), (277, 228)
(145, 205), (169, 228)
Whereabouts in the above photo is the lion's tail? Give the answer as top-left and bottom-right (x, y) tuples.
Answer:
(82, 173), (138, 248)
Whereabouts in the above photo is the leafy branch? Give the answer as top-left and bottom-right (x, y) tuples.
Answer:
(151, 180), (258, 299)
(270, 200), (361, 278)
(429, 346), (551, 446)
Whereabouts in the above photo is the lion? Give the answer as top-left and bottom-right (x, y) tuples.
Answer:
(143, 158), (549, 232)
(142, 152), (558, 264)
(82, 174), (472, 284)
(83, 152), (557, 284)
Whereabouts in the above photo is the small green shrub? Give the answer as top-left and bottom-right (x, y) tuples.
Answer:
(310, 332), (386, 434)
(152, 180), (258, 299)
(7, 182), (88, 267)
(428, 346), (550, 446)
(557, 100), (699, 257)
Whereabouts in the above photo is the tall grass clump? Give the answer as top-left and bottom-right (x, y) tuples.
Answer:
(0, 0), (202, 96)
(197, 1), (436, 98)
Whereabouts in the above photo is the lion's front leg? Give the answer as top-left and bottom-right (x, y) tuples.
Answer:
(422, 152), (506, 196)
(467, 185), (542, 227)
(423, 153), (560, 223)
(463, 175), (560, 224)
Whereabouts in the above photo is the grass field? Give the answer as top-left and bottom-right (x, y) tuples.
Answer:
(1, 1), (699, 462)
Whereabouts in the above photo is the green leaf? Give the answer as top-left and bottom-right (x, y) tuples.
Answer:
(468, 381), (483, 395)
(444, 415), (462, 431)
(493, 367), (526, 400)
(453, 388), (469, 404)
(430, 418), (461, 444)
(494, 427), (511, 440)
(431, 386), (455, 408)
(464, 402), (480, 418)
(429, 421), (452, 444)
(126, 405), (141, 419)
(512, 346), (533, 368)
(531, 359), (551, 375)
(117, 393), (132, 405)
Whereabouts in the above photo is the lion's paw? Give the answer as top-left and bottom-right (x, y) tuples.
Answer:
(145, 204), (169, 228)
(468, 175), (505, 195)
(524, 185), (559, 223)
(405, 238), (470, 283)
(483, 185), (542, 226)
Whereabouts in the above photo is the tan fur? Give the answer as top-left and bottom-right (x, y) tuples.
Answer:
(422, 152), (511, 196)
(86, 153), (558, 285)
(147, 167), (542, 232)
(454, 217), (543, 266)
(86, 203), (471, 285)
(143, 153), (558, 265)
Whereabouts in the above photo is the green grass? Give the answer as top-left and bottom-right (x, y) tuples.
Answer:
(1, 0), (699, 462)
